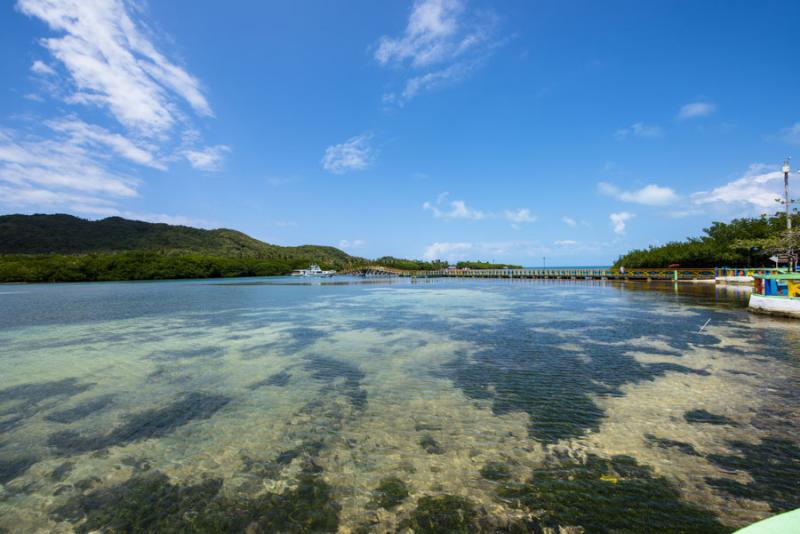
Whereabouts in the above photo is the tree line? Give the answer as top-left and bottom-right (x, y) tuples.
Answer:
(614, 212), (800, 268)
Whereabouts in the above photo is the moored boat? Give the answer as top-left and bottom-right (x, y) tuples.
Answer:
(290, 264), (336, 277)
(748, 272), (800, 318)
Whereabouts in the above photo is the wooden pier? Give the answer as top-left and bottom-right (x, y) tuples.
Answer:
(342, 266), (717, 281)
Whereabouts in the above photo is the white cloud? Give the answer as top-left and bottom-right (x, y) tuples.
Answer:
(0, 183), (116, 209)
(0, 128), (138, 198)
(183, 145), (230, 172)
(692, 163), (785, 210)
(375, 0), (472, 67)
(421, 240), (540, 262)
(554, 240), (577, 246)
(30, 59), (55, 75)
(423, 194), (536, 227)
(615, 122), (663, 140)
(47, 117), (164, 169)
(562, 216), (577, 227)
(6, 0), (226, 218)
(17, 0), (211, 135)
(678, 101), (715, 120)
(503, 208), (536, 224)
(374, 0), (498, 105)
(504, 208), (536, 229)
(422, 241), (473, 260)
(388, 61), (474, 104)
(779, 122), (800, 144)
(423, 194), (485, 220)
(338, 239), (366, 250)
(321, 134), (374, 174)
(598, 182), (678, 205)
(609, 212), (634, 234)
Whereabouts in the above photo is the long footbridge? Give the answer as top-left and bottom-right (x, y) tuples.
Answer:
(342, 266), (718, 281)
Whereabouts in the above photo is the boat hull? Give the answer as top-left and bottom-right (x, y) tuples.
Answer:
(748, 294), (800, 319)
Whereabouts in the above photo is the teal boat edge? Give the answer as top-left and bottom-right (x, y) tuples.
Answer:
(734, 509), (800, 533)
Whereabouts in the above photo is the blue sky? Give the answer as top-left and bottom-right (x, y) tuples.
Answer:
(1, 0), (799, 265)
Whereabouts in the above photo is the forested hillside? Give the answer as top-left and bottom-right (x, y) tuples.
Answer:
(0, 214), (355, 264)
(0, 214), (364, 282)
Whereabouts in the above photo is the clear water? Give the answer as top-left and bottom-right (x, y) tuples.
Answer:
(0, 278), (798, 533)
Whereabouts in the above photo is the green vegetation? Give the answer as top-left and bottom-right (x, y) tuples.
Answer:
(0, 214), (354, 262)
(479, 461), (512, 481)
(684, 409), (738, 426)
(0, 214), (367, 283)
(419, 434), (444, 454)
(372, 256), (448, 271)
(402, 495), (477, 534)
(369, 477), (409, 509)
(497, 454), (728, 533)
(614, 212), (800, 268)
(706, 437), (800, 513)
(0, 252), (317, 283)
(455, 261), (522, 269)
(53, 468), (340, 533)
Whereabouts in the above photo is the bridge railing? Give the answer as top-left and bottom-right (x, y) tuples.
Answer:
(343, 266), (718, 280)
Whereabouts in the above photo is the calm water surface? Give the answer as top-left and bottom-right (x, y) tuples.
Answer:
(0, 278), (798, 532)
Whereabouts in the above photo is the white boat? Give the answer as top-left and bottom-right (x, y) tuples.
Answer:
(749, 273), (800, 318)
(290, 264), (336, 277)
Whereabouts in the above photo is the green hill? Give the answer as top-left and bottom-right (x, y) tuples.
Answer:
(0, 214), (363, 282)
(0, 214), (354, 263)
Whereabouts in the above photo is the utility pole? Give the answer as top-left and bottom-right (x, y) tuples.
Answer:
(778, 158), (797, 270)
(783, 158), (792, 230)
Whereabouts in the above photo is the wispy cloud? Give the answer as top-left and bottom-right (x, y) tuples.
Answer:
(30, 59), (55, 75)
(598, 182), (678, 205)
(692, 163), (785, 211)
(3, 0), (222, 220)
(183, 145), (230, 172)
(0, 127), (138, 198)
(503, 208), (536, 229)
(423, 195), (486, 220)
(47, 117), (164, 169)
(778, 122), (800, 144)
(321, 133), (374, 174)
(375, 0), (500, 106)
(562, 215), (577, 227)
(423, 193), (535, 227)
(338, 239), (366, 250)
(17, 0), (212, 135)
(609, 212), (634, 234)
(422, 241), (473, 261)
(678, 101), (716, 120)
(423, 240), (535, 261)
(614, 122), (663, 140)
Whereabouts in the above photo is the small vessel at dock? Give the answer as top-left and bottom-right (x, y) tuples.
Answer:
(290, 264), (336, 277)
(749, 272), (800, 318)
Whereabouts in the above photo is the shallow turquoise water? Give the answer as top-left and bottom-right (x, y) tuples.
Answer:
(0, 278), (798, 532)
